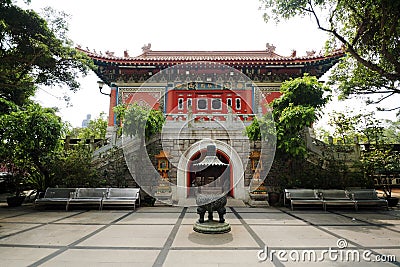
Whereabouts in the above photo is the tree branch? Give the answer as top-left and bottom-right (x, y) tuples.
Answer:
(370, 92), (395, 104)
(306, 0), (400, 82)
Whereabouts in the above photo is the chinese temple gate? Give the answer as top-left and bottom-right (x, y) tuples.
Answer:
(80, 44), (344, 203)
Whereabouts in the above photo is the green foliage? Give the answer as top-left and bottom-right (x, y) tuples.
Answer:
(246, 74), (328, 157)
(361, 146), (400, 197)
(382, 120), (400, 144)
(113, 104), (127, 125)
(98, 147), (130, 188)
(327, 110), (392, 145)
(0, 103), (63, 193)
(245, 118), (261, 141)
(276, 104), (316, 157)
(261, 0), (400, 110)
(0, 1), (93, 114)
(50, 144), (102, 188)
(118, 104), (165, 140)
(328, 110), (362, 144)
(272, 74), (329, 157)
(68, 112), (108, 139)
(272, 74), (330, 118)
(267, 153), (366, 192)
(246, 114), (276, 142)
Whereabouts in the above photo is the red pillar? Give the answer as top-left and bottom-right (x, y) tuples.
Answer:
(108, 86), (117, 126)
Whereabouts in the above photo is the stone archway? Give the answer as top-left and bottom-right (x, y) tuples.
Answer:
(187, 149), (231, 197)
(176, 140), (245, 201)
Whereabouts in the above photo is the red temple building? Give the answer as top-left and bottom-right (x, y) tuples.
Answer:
(80, 44), (344, 203)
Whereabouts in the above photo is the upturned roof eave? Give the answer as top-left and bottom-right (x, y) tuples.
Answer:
(77, 47), (345, 67)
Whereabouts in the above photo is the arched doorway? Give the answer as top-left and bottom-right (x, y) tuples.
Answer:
(176, 140), (245, 201)
(187, 149), (233, 197)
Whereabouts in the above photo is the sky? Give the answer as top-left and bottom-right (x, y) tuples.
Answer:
(22, 0), (399, 129)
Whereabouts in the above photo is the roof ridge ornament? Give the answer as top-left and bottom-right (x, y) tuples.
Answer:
(265, 43), (276, 53)
(142, 43), (152, 54)
(306, 50), (316, 56)
(105, 50), (115, 57)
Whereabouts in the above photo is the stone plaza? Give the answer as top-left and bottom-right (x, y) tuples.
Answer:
(1, 201), (399, 266)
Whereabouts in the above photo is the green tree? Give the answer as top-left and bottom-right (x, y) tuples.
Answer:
(50, 144), (102, 188)
(361, 147), (400, 198)
(0, 1), (93, 113)
(328, 110), (362, 144)
(272, 74), (329, 157)
(382, 120), (400, 144)
(261, 0), (400, 110)
(328, 110), (385, 144)
(114, 104), (165, 140)
(0, 104), (63, 193)
(74, 112), (108, 139)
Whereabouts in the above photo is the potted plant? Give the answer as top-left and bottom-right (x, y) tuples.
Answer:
(6, 172), (26, 207)
(362, 148), (399, 207)
(377, 172), (399, 207)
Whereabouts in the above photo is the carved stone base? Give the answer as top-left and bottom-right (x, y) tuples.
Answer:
(193, 220), (231, 234)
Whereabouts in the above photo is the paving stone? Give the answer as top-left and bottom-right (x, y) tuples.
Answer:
(0, 223), (41, 237)
(117, 212), (180, 224)
(240, 212), (308, 225)
(0, 211), (81, 223)
(135, 206), (183, 213)
(338, 212), (400, 226)
(164, 250), (274, 267)
(320, 225), (400, 247)
(0, 247), (57, 267)
(78, 224), (174, 248)
(0, 205), (399, 266)
(251, 225), (343, 248)
(233, 207), (281, 213)
(41, 249), (160, 267)
(0, 210), (30, 219)
(0, 224), (101, 246)
(290, 213), (366, 225)
(54, 210), (127, 224)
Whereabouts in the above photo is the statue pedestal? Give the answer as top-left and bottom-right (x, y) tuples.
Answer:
(193, 220), (231, 234)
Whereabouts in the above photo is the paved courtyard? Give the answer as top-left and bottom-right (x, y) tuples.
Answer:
(0, 203), (399, 267)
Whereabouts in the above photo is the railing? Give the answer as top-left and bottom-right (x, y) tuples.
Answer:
(165, 113), (256, 122)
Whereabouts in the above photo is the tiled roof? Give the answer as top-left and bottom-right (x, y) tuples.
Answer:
(76, 47), (344, 66)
